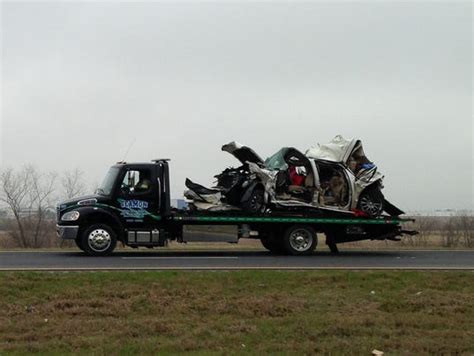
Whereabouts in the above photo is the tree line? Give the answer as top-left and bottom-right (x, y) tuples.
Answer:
(0, 166), (88, 248)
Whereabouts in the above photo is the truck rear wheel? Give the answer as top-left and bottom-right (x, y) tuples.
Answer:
(282, 225), (317, 256)
(260, 232), (285, 254)
(81, 224), (117, 256)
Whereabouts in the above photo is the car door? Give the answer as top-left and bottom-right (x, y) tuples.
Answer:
(313, 160), (353, 211)
(114, 165), (160, 229)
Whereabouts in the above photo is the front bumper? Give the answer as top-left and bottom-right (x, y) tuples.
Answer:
(56, 225), (79, 240)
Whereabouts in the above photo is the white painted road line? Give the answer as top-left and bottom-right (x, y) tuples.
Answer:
(121, 256), (239, 260)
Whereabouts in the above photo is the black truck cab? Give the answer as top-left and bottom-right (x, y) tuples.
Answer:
(57, 160), (172, 255)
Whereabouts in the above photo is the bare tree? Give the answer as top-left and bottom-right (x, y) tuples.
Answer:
(61, 168), (85, 199)
(0, 167), (33, 247)
(59, 168), (86, 248)
(28, 168), (57, 248)
(0, 166), (57, 248)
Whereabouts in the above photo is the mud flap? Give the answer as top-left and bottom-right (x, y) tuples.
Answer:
(325, 231), (339, 253)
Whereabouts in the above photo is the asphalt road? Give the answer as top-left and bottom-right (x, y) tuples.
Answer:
(0, 249), (473, 270)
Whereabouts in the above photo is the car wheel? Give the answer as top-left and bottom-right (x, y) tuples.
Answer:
(242, 187), (265, 213)
(358, 188), (384, 217)
(81, 224), (117, 256)
(282, 225), (317, 256)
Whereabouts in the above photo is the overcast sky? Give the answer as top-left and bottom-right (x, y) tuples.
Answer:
(1, 1), (472, 211)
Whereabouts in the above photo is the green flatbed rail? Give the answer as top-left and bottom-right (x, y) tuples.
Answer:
(172, 215), (413, 225)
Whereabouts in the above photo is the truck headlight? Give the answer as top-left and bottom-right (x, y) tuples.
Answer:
(61, 211), (80, 221)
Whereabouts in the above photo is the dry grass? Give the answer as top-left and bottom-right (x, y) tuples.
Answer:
(0, 271), (473, 354)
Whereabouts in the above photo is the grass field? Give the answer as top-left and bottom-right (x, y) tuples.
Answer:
(0, 271), (473, 354)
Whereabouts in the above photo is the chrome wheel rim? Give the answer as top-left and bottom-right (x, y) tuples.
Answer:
(88, 229), (112, 252)
(289, 229), (313, 252)
(250, 191), (263, 212)
(359, 196), (383, 216)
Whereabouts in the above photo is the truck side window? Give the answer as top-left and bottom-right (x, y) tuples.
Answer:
(120, 169), (152, 195)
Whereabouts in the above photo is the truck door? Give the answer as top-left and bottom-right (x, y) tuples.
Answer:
(115, 165), (160, 229)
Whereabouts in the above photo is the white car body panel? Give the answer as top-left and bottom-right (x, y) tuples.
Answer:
(306, 135), (358, 163)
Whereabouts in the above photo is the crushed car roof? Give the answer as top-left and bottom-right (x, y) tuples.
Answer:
(305, 135), (362, 163)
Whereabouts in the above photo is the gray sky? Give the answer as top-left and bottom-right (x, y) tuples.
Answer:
(1, 1), (472, 211)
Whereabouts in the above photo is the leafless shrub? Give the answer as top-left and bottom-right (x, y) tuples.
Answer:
(456, 213), (474, 248)
(400, 216), (438, 247)
(441, 217), (460, 247)
(389, 214), (474, 248)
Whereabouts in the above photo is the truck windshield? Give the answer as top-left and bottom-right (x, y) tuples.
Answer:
(96, 167), (120, 196)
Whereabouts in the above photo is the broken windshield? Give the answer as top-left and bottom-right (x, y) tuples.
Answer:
(265, 148), (290, 170)
(265, 148), (308, 171)
(96, 167), (120, 196)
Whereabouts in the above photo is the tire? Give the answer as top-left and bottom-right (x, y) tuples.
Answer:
(282, 225), (317, 256)
(260, 237), (273, 250)
(357, 188), (384, 217)
(325, 232), (339, 254)
(260, 232), (285, 254)
(74, 237), (84, 251)
(241, 187), (265, 213)
(81, 224), (117, 256)
(325, 231), (339, 254)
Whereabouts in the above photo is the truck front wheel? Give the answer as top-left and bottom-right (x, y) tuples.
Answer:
(81, 224), (117, 256)
(282, 225), (317, 256)
(74, 237), (84, 251)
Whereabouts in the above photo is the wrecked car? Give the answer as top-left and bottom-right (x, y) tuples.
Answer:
(184, 136), (404, 217)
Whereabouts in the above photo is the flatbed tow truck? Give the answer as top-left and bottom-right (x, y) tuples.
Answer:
(57, 159), (417, 256)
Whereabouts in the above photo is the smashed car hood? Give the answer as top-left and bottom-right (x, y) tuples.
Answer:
(305, 135), (359, 163)
(222, 141), (264, 165)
